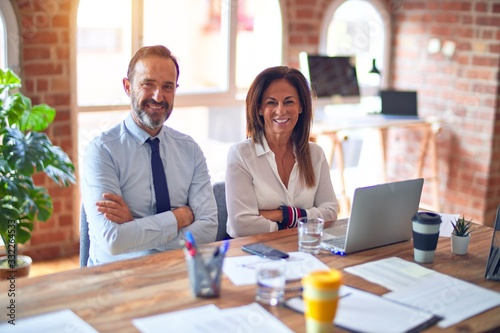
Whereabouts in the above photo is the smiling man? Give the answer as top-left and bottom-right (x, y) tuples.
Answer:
(81, 45), (217, 265)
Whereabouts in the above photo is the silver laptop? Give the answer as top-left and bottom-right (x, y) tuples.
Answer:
(321, 178), (424, 255)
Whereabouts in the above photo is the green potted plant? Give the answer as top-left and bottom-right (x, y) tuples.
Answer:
(0, 68), (76, 278)
(450, 215), (474, 255)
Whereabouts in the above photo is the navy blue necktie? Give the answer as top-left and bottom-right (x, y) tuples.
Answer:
(146, 138), (171, 213)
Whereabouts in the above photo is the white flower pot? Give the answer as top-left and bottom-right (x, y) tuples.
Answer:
(451, 234), (470, 255)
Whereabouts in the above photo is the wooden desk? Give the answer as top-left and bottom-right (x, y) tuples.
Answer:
(1, 224), (498, 332)
(311, 115), (441, 215)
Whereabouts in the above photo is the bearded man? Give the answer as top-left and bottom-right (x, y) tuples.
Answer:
(82, 45), (217, 265)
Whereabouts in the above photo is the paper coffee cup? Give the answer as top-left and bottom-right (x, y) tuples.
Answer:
(302, 269), (342, 333)
(412, 212), (442, 263)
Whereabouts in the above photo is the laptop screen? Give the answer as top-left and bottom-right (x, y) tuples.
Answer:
(380, 90), (418, 116)
(485, 205), (500, 281)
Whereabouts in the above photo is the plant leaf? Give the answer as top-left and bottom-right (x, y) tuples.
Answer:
(3, 129), (53, 175)
(2, 93), (28, 127)
(23, 186), (52, 222)
(42, 145), (76, 187)
(18, 103), (56, 132)
(0, 68), (21, 95)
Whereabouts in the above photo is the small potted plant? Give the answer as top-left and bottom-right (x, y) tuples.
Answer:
(450, 215), (474, 255)
(0, 68), (76, 278)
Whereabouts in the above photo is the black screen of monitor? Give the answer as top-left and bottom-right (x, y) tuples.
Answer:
(306, 55), (360, 98)
(380, 90), (418, 116)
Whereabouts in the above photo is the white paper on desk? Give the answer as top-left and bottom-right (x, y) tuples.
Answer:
(344, 256), (437, 291)
(286, 285), (439, 333)
(223, 251), (329, 285)
(132, 304), (221, 333)
(133, 303), (293, 333)
(438, 213), (460, 237)
(345, 257), (500, 328)
(384, 273), (500, 328)
(195, 303), (294, 333)
(0, 309), (98, 333)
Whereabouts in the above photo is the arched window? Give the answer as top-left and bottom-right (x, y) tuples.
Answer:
(320, 0), (390, 98)
(0, 0), (20, 72)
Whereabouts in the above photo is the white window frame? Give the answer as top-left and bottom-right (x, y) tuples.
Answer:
(0, 0), (20, 251)
(0, 0), (20, 73)
(319, 0), (391, 90)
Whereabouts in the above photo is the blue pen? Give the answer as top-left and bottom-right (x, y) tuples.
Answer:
(330, 248), (346, 256)
(185, 231), (196, 247)
(221, 240), (229, 254)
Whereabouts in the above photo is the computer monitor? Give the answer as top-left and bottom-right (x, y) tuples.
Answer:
(380, 90), (418, 117)
(299, 52), (360, 105)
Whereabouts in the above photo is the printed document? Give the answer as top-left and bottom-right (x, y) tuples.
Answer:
(345, 257), (500, 328)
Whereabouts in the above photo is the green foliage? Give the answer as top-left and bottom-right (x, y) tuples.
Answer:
(451, 215), (474, 237)
(0, 68), (76, 265)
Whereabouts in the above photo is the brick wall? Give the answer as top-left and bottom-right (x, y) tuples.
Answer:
(389, 0), (500, 226)
(10, 0), (500, 261)
(13, 0), (79, 260)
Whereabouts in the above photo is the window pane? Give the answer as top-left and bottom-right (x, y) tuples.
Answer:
(236, 0), (282, 91)
(77, 0), (132, 106)
(0, 12), (5, 68)
(326, 0), (384, 88)
(143, 0), (229, 94)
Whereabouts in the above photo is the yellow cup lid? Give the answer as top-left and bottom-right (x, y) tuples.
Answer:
(301, 269), (342, 289)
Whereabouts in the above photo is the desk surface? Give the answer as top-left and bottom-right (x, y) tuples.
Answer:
(1, 224), (499, 332)
(312, 114), (439, 134)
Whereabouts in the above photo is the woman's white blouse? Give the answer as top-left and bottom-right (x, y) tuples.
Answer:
(225, 137), (339, 237)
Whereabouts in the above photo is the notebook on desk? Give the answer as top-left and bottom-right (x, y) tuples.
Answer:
(485, 205), (500, 281)
(321, 178), (424, 255)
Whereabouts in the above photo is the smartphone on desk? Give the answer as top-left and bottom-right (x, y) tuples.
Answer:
(242, 242), (289, 259)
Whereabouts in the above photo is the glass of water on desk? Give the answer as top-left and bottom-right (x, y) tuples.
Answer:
(298, 217), (324, 254)
(255, 259), (287, 306)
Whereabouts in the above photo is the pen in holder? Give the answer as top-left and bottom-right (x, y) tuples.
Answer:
(182, 231), (229, 298)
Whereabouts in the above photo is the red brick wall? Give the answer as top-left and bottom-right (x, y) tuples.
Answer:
(284, 0), (500, 226)
(389, 0), (500, 226)
(10, 0), (500, 261)
(12, 0), (79, 260)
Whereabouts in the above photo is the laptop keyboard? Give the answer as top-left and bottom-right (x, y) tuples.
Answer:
(322, 236), (346, 249)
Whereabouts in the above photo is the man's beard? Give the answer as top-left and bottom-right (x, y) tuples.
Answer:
(132, 97), (172, 131)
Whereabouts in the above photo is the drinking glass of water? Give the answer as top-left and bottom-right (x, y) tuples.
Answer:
(255, 259), (286, 306)
(298, 217), (324, 254)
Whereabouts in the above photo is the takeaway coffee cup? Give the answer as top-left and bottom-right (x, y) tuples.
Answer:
(412, 212), (442, 263)
(302, 269), (342, 333)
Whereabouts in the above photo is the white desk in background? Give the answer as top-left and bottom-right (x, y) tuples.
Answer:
(311, 114), (441, 215)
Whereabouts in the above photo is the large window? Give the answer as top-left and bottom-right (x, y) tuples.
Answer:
(77, 0), (283, 184)
(77, 0), (282, 109)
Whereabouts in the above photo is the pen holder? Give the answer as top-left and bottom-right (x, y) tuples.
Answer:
(184, 244), (225, 298)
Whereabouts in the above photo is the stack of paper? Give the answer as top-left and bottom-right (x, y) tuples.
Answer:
(345, 257), (500, 328)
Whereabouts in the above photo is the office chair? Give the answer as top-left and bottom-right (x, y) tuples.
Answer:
(212, 181), (231, 241)
(80, 204), (90, 267)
